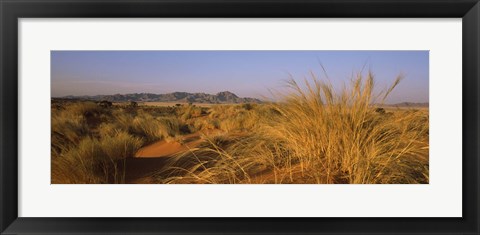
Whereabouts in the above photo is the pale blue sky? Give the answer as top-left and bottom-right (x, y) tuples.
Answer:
(51, 51), (429, 103)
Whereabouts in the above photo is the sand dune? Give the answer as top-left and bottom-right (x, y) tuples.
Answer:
(125, 132), (206, 183)
(135, 133), (202, 158)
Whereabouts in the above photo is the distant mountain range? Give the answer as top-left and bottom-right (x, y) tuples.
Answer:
(380, 102), (429, 108)
(60, 91), (262, 104)
(58, 91), (428, 107)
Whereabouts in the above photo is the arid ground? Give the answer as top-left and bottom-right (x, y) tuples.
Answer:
(51, 75), (429, 184)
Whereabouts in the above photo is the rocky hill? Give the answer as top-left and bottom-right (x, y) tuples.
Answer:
(61, 91), (262, 104)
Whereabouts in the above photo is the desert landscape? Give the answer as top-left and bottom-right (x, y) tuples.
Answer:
(51, 75), (429, 184)
(51, 51), (429, 184)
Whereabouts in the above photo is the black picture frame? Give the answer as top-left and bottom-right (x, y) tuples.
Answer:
(1, 0), (479, 234)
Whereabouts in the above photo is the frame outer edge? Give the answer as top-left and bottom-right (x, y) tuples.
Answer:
(0, 0), (3, 230)
(1, 1), (19, 234)
(463, 1), (480, 234)
(1, 0), (480, 234)
(0, 0), (6, 233)
(476, 3), (480, 234)
(476, 4), (480, 234)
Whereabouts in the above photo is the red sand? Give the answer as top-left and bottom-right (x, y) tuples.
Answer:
(125, 132), (210, 183)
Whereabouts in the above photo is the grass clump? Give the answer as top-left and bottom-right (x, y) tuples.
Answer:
(51, 101), (179, 183)
(52, 131), (143, 184)
(160, 71), (429, 184)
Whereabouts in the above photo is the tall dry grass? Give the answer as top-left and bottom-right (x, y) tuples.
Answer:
(52, 71), (428, 184)
(159, 72), (429, 184)
(52, 129), (143, 184)
(51, 101), (182, 183)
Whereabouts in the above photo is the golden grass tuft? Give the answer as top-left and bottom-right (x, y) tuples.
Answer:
(159, 71), (429, 184)
(52, 131), (143, 184)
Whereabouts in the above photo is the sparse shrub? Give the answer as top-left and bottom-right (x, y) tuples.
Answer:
(68, 101), (102, 117)
(375, 107), (386, 114)
(129, 101), (138, 107)
(241, 103), (255, 110)
(98, 100), (113, 108)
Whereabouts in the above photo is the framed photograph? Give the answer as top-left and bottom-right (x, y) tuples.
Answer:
(1, 0), (478, 234)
